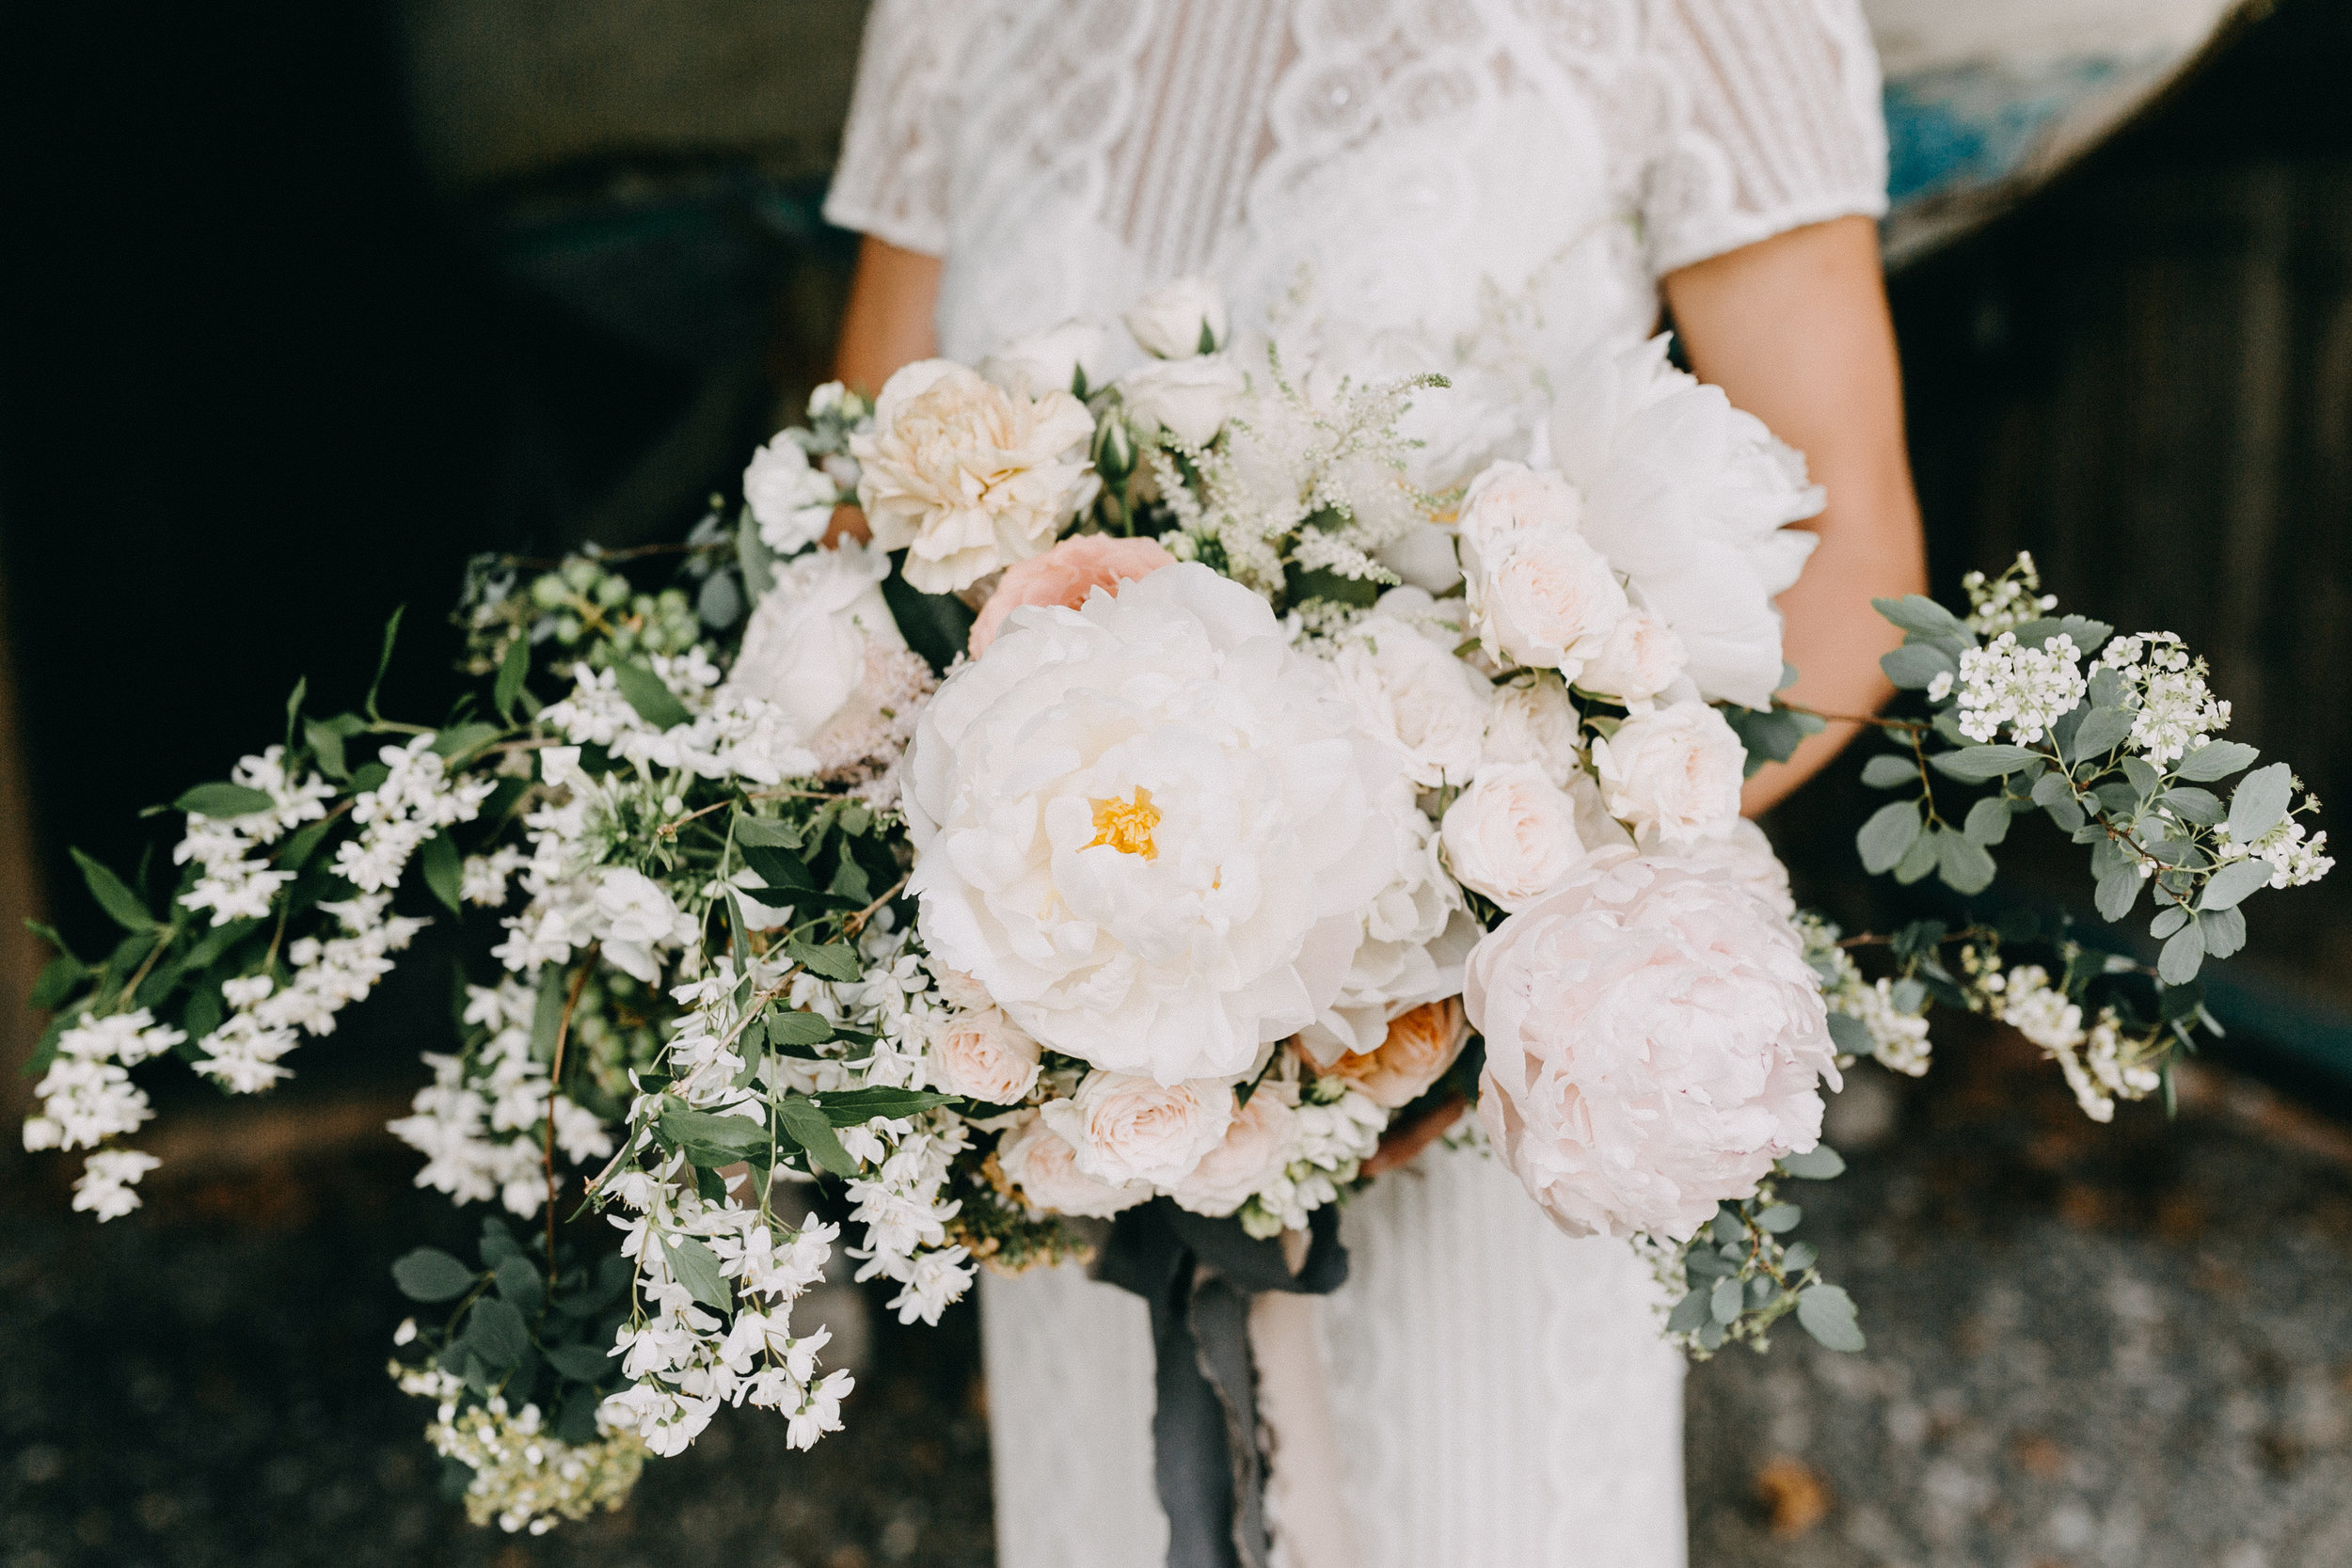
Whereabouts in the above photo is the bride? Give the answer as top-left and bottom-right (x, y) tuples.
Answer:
(817, 2), (1925, 1563)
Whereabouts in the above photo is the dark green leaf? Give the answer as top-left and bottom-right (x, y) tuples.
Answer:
(478, 1218), (523, 1269)
(1963, 796), (2011, 847)
(777, 1097), (859, 1177)
(764, 1010), (835, 1046)
(1930, 744), (2036, 783)
(173, 783), (276, 818)
(786, 939), (865, 983)
(306, 716), (355, 780)
(1723, 705), (1820, 775)
(1796, 1284), (1866, 1352)
(465, 1296), (530, 1367)
(1666, 1289), (1714, 1334)
(420, 832), (463, 915)
(391, 1247), (478, 1303)
(72, 848), (155, 931)
(881, 553), (977, 674)
(430, 722), (501, 761)
(806, 1086), (958, 1125)
(30, 955), (87, 1011)
(545, 1343), (616, 1384)
(495, 635), (531, 723)
(530, 965), (569, 1066)
(733, 814), (805, 850)
(494, 1255), (545, 1315)
(2226, 762), (2294, 845)
(659, 1107), (773, 1165)
(366, 606), (406, 721)
(1856, 800), (1923, 876)
(2175, 741), (2258, 783)
(662, 1235), (734, 1312)
(1881, 642), (1956, 690)
(612, 662), (692, 731)
(2200, 858), (2274, 911)
(738, 508), (778, 601)
(285, 675), (308, 750)
(1859, 754), (1917, 790)
(739, 841), (818, 895)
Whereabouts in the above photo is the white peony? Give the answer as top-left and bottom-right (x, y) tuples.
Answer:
(926, 1007), (1042, 1104)
(1041, 1071), (1235, 1189)
(1546, 337), (1822, 709)
(1169, 1088), (1301, 1217)
(1479, 673), (1584, 788)
(904, 564), (1425, 1083)
(1123, 276), (1228, 359)
(1119, 354), (1247, 449)
(1590, 701), (1746, 849)
(727, 541), (907, 750)
(1330, 600), (1493, 789)
(980, 319), (1108, 399)
(743, 433), (839, 555)
(1456, 462), (1628, 678)
(995, 1111), (1147, 1218)
(850, 359), (1100, 594)
(1676, 818), (1797, 921)
(1440, 763), (1589, 912)
(1467, 849), (1839, 1241)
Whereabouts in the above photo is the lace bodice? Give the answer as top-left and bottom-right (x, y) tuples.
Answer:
(828, 0), (1886, 401)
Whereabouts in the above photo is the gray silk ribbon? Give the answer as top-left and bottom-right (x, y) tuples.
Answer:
(1093, 1199), (1349, 1568)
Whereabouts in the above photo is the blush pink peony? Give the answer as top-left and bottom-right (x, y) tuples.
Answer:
(1465, 848), (1838, 1241)
(966, 534), (1176, 658)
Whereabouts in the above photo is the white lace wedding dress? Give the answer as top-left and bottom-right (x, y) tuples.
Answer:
(824, 4), (1887, 1563)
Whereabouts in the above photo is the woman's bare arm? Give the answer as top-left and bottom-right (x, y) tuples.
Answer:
(825, 236), (945, 545)
(1662, 214), (1928, 816)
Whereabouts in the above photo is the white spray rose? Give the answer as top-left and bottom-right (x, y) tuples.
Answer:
(904, 565), (1425, 1083)
(1479, 673), (1584, 788)
(1591, 701), (1746, 848)
(1468, 849), (1839, 1240)
(1118, 354), (1247, 449)
(1330, 602), (1493, 789)
(1547, 338), (1822, 708)
(1440, 763), (1589, 911)
(1169, 1088), (1301, 1217)
(743, 433), (839, 555)
(1579, 609), (1688, 705)
(1375, 522), (1464, 593)
(850, 359), (1099, 594)
(1123, 276), (1228, 359)
(926, 1007), (1042, 1104)
(996, 1111), (1148, 1218)
(1457, 462), (1628, 677)
(980, 319), (1108, 400)
(727, 541), (906, 748)
(1041, 1071), (1235, 1189)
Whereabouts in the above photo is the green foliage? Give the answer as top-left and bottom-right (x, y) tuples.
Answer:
(1655, 1165), (1854, 1357)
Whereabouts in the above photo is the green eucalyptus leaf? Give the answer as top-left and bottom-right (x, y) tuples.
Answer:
(1782, 1240), (1820, 1273)
(1935, 831), (1997, 895)
(1856, 800), (1923, 876)
(2158, 921), (2207, 985)
(2200, 857), (2274, 911)
(2150, 904), (2191, 939)
(1881, 642), (1957, 690)
(1666, 1289), (1714, 1334)
(2120, 755), (2162, 798)
(1963, 796), (2011, 847)
(2226, 762), (2295, 846)
(1931, 744), (2036, 782)
(1710, 1275), (1744, 1324)
(2094, 863), (2142, 922)
(1779, 1148), (1846, 1182)
(1859, 754), (1917, 790)
(2175, 741), (2259, 783)
(1756, 1204), (1804, 1233)
(1870, 594), (1968, 641)
(1796, 1284), (1866, 1352)
(391, 1247), (479, 1303)
(2159, 787), (2226, 826)
(1825, 1012), (1874, 1057)
(2068, 705), (2137, 761)
(1893, 825), (1942, 885)
(2201, 905), (2249, 959)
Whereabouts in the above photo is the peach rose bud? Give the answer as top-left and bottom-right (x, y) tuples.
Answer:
(967, 534), (1176, 657)
(1333, 997), (1470, 1110)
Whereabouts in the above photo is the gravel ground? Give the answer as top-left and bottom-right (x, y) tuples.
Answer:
(7, 1034), (2352, 1568)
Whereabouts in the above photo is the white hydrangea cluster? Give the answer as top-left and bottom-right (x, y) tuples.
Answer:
(23, 1010), (185, 1216)
(1960, 551), (2058, 635)
(1796, 918), (1933, 1077)
(1951, 630), (2089, 744)
(335, 736), (498, 893)
(2218, 812), (2335, 890)
(597, 1168), (850, 1457)
(389, 979), (614, 1216)
(391, 1365), (646, 1534)
(2091, 633), (2233, 765)
(1968, 957), (2158, 1123)
(174, 746), (335, 923)
(1235, 1080), (1385, 1239)
(194, 892), (428, 1093)
(538, 650), (818, 786)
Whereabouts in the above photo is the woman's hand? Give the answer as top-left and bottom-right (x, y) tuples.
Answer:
(1360, 1091), (1467, 1179)
(824, 236), (946, 547)
(1662, 214), (1928, 816)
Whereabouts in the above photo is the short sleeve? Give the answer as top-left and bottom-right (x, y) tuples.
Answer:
(822, 0), (978, 256)
(1641, 0), (1890, 277)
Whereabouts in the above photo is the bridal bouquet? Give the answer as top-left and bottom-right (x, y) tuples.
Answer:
(21, 277), (2330, 1534)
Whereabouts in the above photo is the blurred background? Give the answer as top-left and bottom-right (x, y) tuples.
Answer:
(3, 1), (2351, 1563)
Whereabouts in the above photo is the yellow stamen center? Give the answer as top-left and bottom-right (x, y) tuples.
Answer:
(1086, 787), (1161, 861)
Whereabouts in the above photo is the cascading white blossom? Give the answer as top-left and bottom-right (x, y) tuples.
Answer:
(903, 563), (1437, 1084)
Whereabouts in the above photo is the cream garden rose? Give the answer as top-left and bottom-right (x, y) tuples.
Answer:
(1331, 592), (1493, 789)
(741, 433), (838, 555)
(1479, 673), (1583, 788)
(1041, 1070), (1235, 1189)
(904, 564), (1430, 1083)
(1439, 763), (1588, 911)
(1169, 1088), (1300, 1217)
(995, 1111), (1147, 1219)
(1579, 609), (1687, 705)
(1468, 849), (1839, 1240)
(1591, 701), (1746, 848)
(727, 542), (909, 750)
(1119, 354), (1247, 449)
(1122, 275), (1228, 359)
(926, 1007), (1042, 1104)
(1333, 996), (1470, 1110)
(850, 359), (1099, 594)
(980, 320), (1108, 400)
(1457, 462), (1629, 679)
